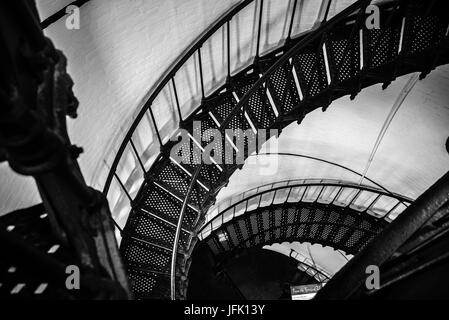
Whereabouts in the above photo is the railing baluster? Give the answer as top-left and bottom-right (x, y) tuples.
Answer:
(287, 0), (298, 41)
(383, 201), (401, 219)
(258, 192), (263, 208)
(315, 185), (326, 203)
(255, 0), (264, 58)
(171, 78), (183, 122)
(113, 221), (123, 233)
(348, 189), (362, 207)
(227, 21), (231, 78)
(270, 190), (276, 205)
(198, 48), (205, 99)
(148, 106), (163, 146)
(286, 186), (293, 202)
(323, 0), (333, 23)
(300, 185), (308, 202)
(335, 0), (370, 76)
(113, 172), (132, 203)
(331, 186), (343, 204)
(129, 139), (145, 174)
(365, 194), (381, 212)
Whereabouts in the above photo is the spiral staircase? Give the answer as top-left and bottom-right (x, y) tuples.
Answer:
(201, 179), (412, 258)
(96, 0), (449, 299)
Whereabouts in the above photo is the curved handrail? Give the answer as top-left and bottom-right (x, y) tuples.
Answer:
(199, 178), (413, 239)
(170, 164), (202, 300)
(209, 178), (413, 216)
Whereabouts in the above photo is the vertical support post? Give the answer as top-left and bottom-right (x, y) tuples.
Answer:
(227, 21), (231, 78)
(129, 139), (145, 174)
(323, 0), (332, 23)
(148, 106), (163, 146)
(287, 0), (298, 41)
(255, 0), (264, 58)
(172, 78), (183, 122)
(198, 48), (205, 99)
(113, 172), (132, 203)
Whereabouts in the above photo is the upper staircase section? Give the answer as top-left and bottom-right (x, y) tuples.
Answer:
(103, 0), (360, 233)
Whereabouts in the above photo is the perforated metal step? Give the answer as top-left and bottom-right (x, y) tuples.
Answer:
(205, 202), (386, 257)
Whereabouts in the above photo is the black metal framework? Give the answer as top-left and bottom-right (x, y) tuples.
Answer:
(205, 199), (387, 255)
(316, 171), (449, 299)
(199, 179), (413, 241)
(201, 180), (413, 270)
(107, 0), (449, 300)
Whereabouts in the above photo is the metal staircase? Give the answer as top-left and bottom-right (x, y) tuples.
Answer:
(200, 179), (412, 257)
(102, 0), (449, 299)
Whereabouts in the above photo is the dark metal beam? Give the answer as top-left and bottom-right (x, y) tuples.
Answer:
(40, 0), (91, 29)
(315, 171), (449, 300)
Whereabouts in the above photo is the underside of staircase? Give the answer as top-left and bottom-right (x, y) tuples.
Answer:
(108, 0), (449, 299)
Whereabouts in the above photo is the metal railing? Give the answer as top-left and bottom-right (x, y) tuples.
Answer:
(218, 0), (372, 130)
(199, 178), (413, 240)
